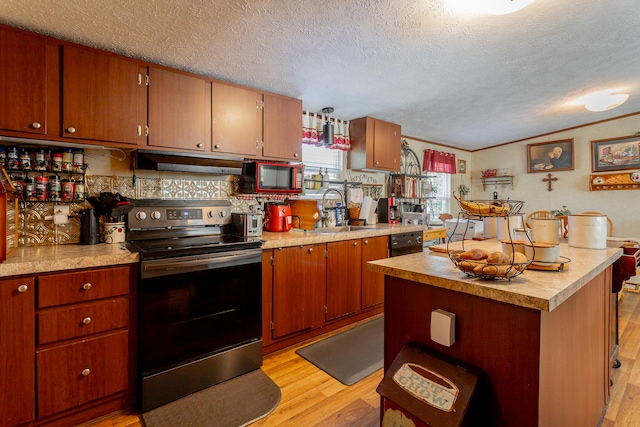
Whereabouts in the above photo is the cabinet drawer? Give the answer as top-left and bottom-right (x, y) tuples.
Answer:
(36, 330), (129, 418)
(38, 298), (129, 344)
(38, 266), (131, 307)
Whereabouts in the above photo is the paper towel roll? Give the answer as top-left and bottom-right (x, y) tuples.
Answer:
(359, 196), (376, 224)
(483, 217), (497, 239)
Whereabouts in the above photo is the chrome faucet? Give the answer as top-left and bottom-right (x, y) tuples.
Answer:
(321, 188), (345, 227)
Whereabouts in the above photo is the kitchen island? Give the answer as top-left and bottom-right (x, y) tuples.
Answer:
(368, 241), (622, 427)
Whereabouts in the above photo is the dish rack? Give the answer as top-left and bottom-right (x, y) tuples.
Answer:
(448, 198), (532, 280)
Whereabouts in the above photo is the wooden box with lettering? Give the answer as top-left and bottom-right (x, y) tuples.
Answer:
(377, 344), (480, 427)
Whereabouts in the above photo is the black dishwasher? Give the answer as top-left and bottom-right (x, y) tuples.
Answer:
(390, 231), (424, 257)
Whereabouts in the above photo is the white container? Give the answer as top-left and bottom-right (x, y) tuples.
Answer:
(483, 217), (497, 239)
(530, 217), (561, 243)
(568, 214), (608, 249)
(104, 222), (126, 244)
(501, 240), (526, 255)
(496, 215), (523, 241)
(524, 241), (560, 263)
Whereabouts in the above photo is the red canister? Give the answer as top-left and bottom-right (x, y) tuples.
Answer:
(36, 175), (49, 201)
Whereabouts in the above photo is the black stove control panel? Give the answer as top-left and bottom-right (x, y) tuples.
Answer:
(127, 200), (232, 230)
(166, 209), (203, 220)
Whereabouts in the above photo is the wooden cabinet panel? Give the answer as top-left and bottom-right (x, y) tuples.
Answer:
(38, 266), (131, 308)
(36, 331), (129, 418)
(326, 239), (362, 321)
(361, 236), (388, 309)
(62, 45), (144, 145)
(272, 244), (326, 338)
(262, 93), (302, 161)
(348, 116), (401, 172)
(212, 82), (261, 157)
(38, 298), (129, 344)
(0, 27), (47, 135)
(148, 67), (210, 151)
(0, 277), (35, 426)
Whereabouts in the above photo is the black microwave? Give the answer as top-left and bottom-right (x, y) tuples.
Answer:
(240, 161), (304, 194)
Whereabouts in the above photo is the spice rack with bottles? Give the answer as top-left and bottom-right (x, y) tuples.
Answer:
(1, 145), (87, 203)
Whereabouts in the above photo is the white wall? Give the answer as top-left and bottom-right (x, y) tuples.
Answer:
(471, 115), (640, 237)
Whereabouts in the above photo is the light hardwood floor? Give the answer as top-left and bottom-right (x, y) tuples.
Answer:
(89, 292), (640, 427)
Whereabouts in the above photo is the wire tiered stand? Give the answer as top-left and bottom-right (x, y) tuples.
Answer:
(447, 198), (534, 280)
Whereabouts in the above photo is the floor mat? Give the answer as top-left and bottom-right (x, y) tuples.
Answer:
(296, 316), (384, 386)
(141, 369), (281, 427)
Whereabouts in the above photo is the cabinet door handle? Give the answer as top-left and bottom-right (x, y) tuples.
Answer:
(308, 247), (313, 253)
(82, 317), (92, 325)
(293, 153), (299, 157)
(375, 161), (379, 165)
(17, 284), (28, 293)
(81, 368), (91, 376)
(66, 127), (76, 134)
(353, 242), (358, 246)
(364, 240), (369, 245)
(214, 144), (221, 149)
(196, 143), (203, 148)
(32, 122), (42, 129)
(82, 283), (92, 290)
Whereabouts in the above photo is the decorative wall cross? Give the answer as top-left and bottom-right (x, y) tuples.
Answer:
(542, 173), (557, 191)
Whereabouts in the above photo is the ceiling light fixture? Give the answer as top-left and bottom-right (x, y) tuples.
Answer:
(579, 90), (630, 112)
(448, 0), (535, 15)
(321, 107), (334, 146)
(480, 0), (536, 15)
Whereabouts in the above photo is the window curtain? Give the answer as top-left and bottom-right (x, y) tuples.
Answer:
(301, 112), (350, 151)
(423, 149), (456, 174)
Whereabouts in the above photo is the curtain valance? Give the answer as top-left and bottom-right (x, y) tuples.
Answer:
(302, 112), (351, 151)
(423, 149), (456, 174)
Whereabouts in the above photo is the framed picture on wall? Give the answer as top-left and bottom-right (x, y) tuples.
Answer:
(526, 139), (574, 173)
(457, 159), (467, 174)
(591, 135), (640, 172)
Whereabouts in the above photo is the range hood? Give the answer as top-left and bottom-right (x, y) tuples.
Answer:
(132, 150), (243, 175)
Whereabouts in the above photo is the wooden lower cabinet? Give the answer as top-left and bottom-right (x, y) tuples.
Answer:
(272, 244), (326, 338)
(36, 331), (129, 418)
(326, 239), (362, 320)
(361, 236), (389, 309)
(0, 264), (136, 427)
(264, 236), (388, 352)
(0, 277), (35, 427)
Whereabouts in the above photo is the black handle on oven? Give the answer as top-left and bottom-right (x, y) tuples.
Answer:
(141, 249), (261, 278)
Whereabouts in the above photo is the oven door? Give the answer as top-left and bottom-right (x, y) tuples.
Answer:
(139, 248), (262, 377)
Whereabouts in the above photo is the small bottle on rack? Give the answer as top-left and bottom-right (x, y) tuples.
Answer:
(322, 168), (329, 187)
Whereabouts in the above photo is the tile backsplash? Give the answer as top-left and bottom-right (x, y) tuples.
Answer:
(8, 174), (260, 247)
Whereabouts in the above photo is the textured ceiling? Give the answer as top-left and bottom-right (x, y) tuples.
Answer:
(1, 0), (639, 150)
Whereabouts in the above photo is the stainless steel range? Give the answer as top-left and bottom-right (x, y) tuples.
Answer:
(125, 200), (263, 412)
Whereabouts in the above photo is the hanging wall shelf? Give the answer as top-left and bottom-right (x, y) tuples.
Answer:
(481, 175), (514, 190)
(589, 172), (640, 191)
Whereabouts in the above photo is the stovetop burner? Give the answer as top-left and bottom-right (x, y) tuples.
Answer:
(125, 199), (262, 260)
(127, 234), (262, 260)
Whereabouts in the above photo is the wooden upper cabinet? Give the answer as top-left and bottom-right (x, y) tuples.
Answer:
(262, 93), (302, 161)
(62, 45), (145, 145)
(0, 277), (35, 426)
(348, 116), (401, 172)
(212, 82), (261, 157)
(148, 67), (210, 152)
(0, 26), (47, 135)
(212, 84), (302, 161)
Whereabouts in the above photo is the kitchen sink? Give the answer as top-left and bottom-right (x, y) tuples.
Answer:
(311, 225), (376, 234)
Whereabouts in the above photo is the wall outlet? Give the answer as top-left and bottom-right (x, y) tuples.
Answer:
(431, 309), (456, 347)
(53, 205), (70, 225)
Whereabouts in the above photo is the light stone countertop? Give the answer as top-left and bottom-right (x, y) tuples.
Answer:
(260, 223), (431, 249)
(0, 224), (434, 277)
(368, 240), (622, 312)
(0, 243), (139, 278)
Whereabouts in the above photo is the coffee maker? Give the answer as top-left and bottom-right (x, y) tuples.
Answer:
(378, 197), (398, 224)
